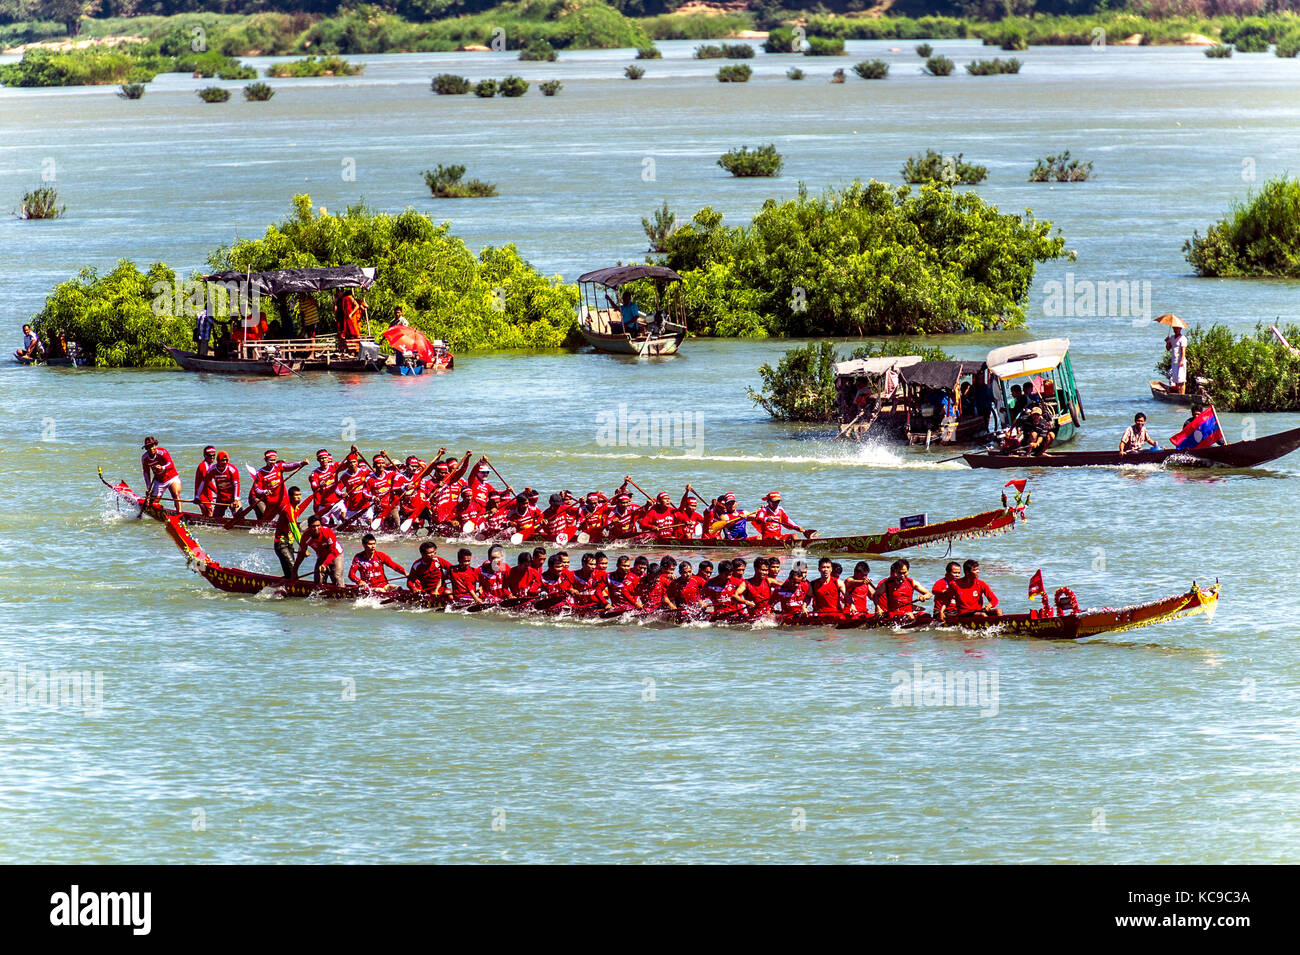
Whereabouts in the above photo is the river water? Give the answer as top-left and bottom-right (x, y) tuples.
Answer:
(2, 39), (1298, 863)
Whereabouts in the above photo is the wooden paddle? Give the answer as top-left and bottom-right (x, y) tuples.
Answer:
(480, 456), (515, 496)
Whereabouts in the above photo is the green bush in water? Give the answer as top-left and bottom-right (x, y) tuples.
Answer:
(1156, 324), (1300, 412)
(1183, 176), (1300, 278)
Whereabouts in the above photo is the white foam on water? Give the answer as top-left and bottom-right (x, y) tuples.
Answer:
(512, 442), (966, 471)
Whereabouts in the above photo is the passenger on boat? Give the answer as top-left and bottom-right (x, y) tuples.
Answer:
(196, 450), (240, 519)
(195, 307), (214, 357)
(612, 290), (642, 337)
(15, 324), (42, 362)
(1119, 413), (1159, 455)
(295, 515), (344, 585)
(337, 289), (366, 353)
(1008, 383), (1026, 422)
(1166, 327), (1189, 395)
(141, 436), (184, 511)
(1022, 408), (1055, 455)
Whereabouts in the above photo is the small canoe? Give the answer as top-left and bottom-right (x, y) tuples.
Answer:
(1149, 380), (1192, 405)
(155, 513), (1219, 641)
(963, 425), (1300, 469)
(164, 346), (299, 377)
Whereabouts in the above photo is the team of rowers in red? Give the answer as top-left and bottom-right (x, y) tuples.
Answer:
(299, 527), (1002, 626)
(141, 437), (819, 544)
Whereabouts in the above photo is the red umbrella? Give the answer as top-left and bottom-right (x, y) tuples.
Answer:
(381, 325), (434, 363)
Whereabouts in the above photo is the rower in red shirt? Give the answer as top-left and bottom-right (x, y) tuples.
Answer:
(272, 486), (306, 578)
(398, 455), (434, 529)
(844, 561), (878, 617)
(431, 453), (474, 526)
(308, 449), (340, 518)
(809, 558), (846, 620)
(407, 541), (452, 596)
(363, 453), (398, 527)
(667, 560), (707, 614)
(141, 436), (184, 511)
(504, 551), (543, 598)
(744, 557), (776, 618)
(478, 545), (509, 602)
(608, 556), (646, 611)
(467, 460), (500, 511)
(577, 491), (609, 540)
(750, 491), (812, 541)
(348, 533), (405, 592)
(294, 515), (344, 585)
(942, 559), (1001, 622)
(931, 561), (963, 619)
(447, 548), (483, 604)
(503, 493), (545, 541)
(543, 492), (580, 542)
(537, 553), (579, 610)
(328, 452), (373, 526)
(602, 494), (640, 540)
(773, 563), (812, 617)
(571, 553), (612, 611)
(673, 489), (706, 540)
(196, 450), (241, 519)
(250, 449), (308, 520)
(705, 560), (746, 619)
(639, 492), (679, 538)
(193, 446), (217, 515)
(877, 558), (933, 623)
(637, 557), (678, 612)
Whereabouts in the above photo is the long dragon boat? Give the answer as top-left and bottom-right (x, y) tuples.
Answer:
(156, 515), (1218, 641)
(100, 469), (1026, 556)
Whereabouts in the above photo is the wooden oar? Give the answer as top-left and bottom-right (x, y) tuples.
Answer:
(481, 455), (515, 495)
(624, 475), (653, 502)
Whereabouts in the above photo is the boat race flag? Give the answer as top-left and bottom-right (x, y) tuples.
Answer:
(1170, 406), (1225, 450)
(1027, 569), (1045, 599)
(1004, 479), (1028, 494)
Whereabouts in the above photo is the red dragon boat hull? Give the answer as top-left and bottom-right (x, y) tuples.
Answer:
(101, 469), (1025, 556)
(156, 515), (1218, 640)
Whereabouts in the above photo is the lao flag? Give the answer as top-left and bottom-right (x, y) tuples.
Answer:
(1027, 569), (1045, 599)
(1170, 407), (1224, 450)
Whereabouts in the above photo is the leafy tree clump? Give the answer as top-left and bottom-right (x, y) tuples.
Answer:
(923, 54), (955, 75)
(117, 82), (145, 99)
(718, 144), (783, 178)
(498, 75), (529, 96)
(901, 150), (987, 185)
(31, 260), (190, 368)
(1222, 20), (1270, 53)
(1204, 44), (1233, 58)
(1155, 324), (1300, 412)
(747, 339), (954, 422)
(635, 45), (662, 59)
(242, 81), (275, 101)
(662, 180), (1071, 337)
(717, 64), (752, 82)
(804, 36), (845, 56)
(765, 28), (801, 54)
(1029, 151), (1093, 182)
(432, 73), (472, 94)
(624, 64), (645, 79)
(197, 86), (230, 102)
(423, 164), (498, 198)
(966, 57), (1021, 75)
(266, 55), (362, 78)
(642, 200), (678, 254)
(786, 67), (805, 80)
(474, 78), (498, 96)
(1183, 177), (1300, 278)
(0, 47), (145, 86)
(853, 59), (889, 79)
(915, 42), (933, 57)
(539, 79), (563, 95)
(1276, 32), (1300, 57)
(518, 39), (557, 60)
(19, 186), (66, 220)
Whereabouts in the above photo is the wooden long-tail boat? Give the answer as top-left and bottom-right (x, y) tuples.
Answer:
(164, 346), (300, 377)
(963, 425), (1300, 470)
(154, 514), (1219, 640)
(101, 469), (1026, 556)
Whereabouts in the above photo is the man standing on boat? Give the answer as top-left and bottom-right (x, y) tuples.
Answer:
(1167, 325), (1189, 395)
(196, 450), (240, 519)
(274, 487), (306, 578)
(1119, 413), (1160, 455)
(193, 446), (218, 515)
(141, 436), (185, 512)
(194, 306), (214, 358)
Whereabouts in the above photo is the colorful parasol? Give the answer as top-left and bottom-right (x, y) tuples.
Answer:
(1154, 313), (1188, 329)
(381, 325), (435, 363)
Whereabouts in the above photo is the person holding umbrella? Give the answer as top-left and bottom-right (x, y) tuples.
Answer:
(1156, 313), (1190, 395)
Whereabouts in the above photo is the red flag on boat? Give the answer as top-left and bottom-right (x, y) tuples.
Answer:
(1004, 479), (1028, 493)
(381, 325), (435, 363)
(1027, 569), (1045, 599)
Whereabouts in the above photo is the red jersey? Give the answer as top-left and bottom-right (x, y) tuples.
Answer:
(506, 505), (544, 539)
(349, 549), (403, 589)
(540, 569), (578, 596)
(810, 576), (843, 615)
(448, 565), (482, 601)
(753, 504), (794, 540)
(195, 459), (215, 502)
(672, 509), (705, 538)
(468, 474), (496, 509)
(198, 463), (240, 504)
(433, 478), (466, 523)
(408, 555), (452, 593)
(744, 575), (774, 616)
(478, 561), (508, 601)
(637, 570), (673, 609)
(845, 576), (876, 614)
(638, 506), (676, 537)
(365, 468), (397, 501)
(603, 508), (639, 539)
(505, 564), (542, 597)
(774, 579), (811, 614)
(309, 463), (340, 509)
(338, 464), (372, 510)
(142, 447), (179, 485)
(252, 462), (293, 501)
(302, 525), (342, 562)
(946, 577), (999, 614)
(572, 568), (609, 606)
(879, 577), (919, 617)
(543, 504), (579, 540)
(609, 571), (642, 610)
(705, 575), (741, 613)
(667, 573), (706, 607)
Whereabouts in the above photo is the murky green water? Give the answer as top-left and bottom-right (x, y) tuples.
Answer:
(1, 40), (1298, 863)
